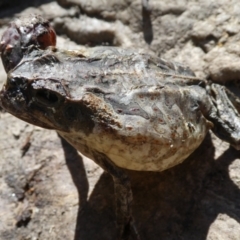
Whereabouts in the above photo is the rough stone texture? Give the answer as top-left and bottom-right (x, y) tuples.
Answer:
(0, 0), (240, 240)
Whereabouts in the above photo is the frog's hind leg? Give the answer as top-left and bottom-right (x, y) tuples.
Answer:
(92, 151), (140, 240)
(208, 83), (240, 150)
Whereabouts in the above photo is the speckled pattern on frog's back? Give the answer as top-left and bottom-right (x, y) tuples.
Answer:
(9, 46), (213, 171)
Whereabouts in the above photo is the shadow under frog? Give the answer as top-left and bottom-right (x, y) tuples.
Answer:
(61, 133), (240, 240)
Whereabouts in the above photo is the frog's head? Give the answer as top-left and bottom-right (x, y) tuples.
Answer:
(0, 15), (56, 72)
(0, 50), (95, 135)
(0, 74), (66, 131)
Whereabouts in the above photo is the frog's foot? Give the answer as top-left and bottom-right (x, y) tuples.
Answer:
(92, 151), (140, 240)
(0, 15), (56, 72)
(209, 83), (240, 150)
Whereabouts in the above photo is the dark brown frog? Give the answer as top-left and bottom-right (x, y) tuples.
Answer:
(1, 15), (240, 240)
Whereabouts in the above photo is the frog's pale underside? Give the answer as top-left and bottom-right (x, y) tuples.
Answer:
(1, 14), (240, 240)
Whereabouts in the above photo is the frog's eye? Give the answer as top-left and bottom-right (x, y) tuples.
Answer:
(35, 24), (56, 49)
(35, 89), (59, 106)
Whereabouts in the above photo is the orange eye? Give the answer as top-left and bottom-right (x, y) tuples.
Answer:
(37, 26), (56, 49)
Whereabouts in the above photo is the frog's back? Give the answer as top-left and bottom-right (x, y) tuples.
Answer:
(17, 46), (202, 96)
(75, 46), (200, 91)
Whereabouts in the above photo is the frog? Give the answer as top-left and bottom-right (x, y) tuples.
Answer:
(1, 15), (240, 240)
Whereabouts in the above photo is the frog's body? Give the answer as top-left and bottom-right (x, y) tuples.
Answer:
(2, 47), (213, 171)
(1, 16), (240, 240)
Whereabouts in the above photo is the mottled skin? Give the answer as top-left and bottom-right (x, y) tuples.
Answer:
(1, 15), (240, 240)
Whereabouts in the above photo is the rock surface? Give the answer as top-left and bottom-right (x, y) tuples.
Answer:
(0, 0), (240, 239)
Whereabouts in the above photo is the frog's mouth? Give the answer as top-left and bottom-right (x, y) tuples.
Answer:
(0, 83), (54, 129)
